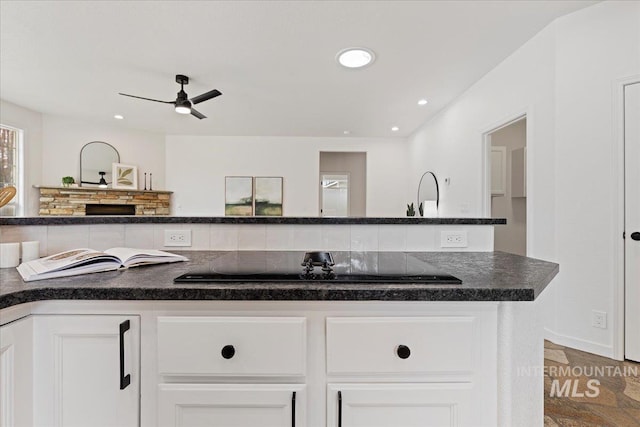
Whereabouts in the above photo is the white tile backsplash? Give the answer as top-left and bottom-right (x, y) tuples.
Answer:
(47, 225), (90, 254)
(293, 225), (323, 250)
(238, 225), (267, 250)
(350, 225), (379, 251)
(378, 225), (407, 251)
(89, 224), (126, 251)
(124, 224), (155, 249)
(405, 225), (437, 251)
(265, 225), (295, 250)
(321, 225), (351, 250)
(210, 224), (238, 250)
(4, 223), (495, 255)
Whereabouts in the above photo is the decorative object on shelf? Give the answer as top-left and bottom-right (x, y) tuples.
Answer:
(149, 173), (153, 191)
(225, 176), (253, 216)
(0, 186), (16, 208)
(406, 203), (415, 217)
(98, 172), (108, 188)
(61, 176), (75, 187)
(417, 171), (439, 217)
(80, 141), (119, 187)
(143, 173), (147, 191)
(418, 202), (423, 217)
(254, 176), (283, 216)
(112, 163), (138, 190)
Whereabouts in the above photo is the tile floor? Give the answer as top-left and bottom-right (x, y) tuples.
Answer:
(544, 340), (640, 426)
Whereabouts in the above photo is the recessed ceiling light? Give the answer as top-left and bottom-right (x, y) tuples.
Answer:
(114, 114), (124, 120)
(391, 126), (399, 132)
(418, 99), (428, 106)
(343, 130), (351, 135)
(337, 47), (375, 69)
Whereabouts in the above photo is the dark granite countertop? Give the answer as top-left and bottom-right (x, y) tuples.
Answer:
(0, 216), (506, 226)
(0, 251), (557, 309)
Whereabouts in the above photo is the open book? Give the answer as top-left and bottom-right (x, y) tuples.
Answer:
(17, 247), (188, 282)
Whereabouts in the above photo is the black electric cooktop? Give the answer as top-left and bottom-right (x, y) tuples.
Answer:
(174, 251), (462, 285)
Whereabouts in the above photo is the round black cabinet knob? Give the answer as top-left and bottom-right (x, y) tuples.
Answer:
(396, 345), (411, 359)
(221, 345), (236, 359)
(631, 232), (640, 241)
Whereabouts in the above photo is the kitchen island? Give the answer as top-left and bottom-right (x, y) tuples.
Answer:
(0, 250), (557, 427)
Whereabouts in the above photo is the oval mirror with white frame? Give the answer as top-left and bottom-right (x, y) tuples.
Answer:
(417, 171), (439, 217)
(80, 141), (120, 187)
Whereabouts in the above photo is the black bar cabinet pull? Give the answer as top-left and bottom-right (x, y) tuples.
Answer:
(292, 391), (296, 427)
(119, 319), (131, 390)
(338, 390), (342, 427)
(631, 231), (640, 241)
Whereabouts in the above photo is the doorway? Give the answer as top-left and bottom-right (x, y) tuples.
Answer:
(487, 117), (527, 256)
(319, 152), (366, 217)
(624, 82), (640, 362)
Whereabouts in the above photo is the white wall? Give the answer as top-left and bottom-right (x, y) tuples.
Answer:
(40, 115), (165, 190)
(407, 1), (640, 357)
(0, 100), (44, 216)
(166, 136), (408, 217)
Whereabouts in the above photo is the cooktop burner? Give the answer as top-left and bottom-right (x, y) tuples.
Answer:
(174, 251), (462, 285)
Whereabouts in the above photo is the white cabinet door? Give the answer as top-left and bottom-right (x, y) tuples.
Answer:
(158, 384), (305, 427)
(0, 317), (33, 427)
(491, 146), (507, 196)
(327, 384), (478, 427)
(33, 315), (140, 427)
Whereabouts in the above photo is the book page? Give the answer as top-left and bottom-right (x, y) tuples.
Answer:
(104, 247), (188, 268)
(26, 249), (120, 275)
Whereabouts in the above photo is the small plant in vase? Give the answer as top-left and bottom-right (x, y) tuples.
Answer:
(61, 176), (75, 187)
(406, 203), (415, 217)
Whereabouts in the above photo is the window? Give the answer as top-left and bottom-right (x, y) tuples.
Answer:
(0, 125), (23, 216)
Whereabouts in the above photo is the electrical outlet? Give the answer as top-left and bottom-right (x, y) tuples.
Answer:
(164, 229), (192, 247)
(592, 310), (607, 329)
(440, 231), (468, 248)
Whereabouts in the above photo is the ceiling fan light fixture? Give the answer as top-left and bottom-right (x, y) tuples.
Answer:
(175, 99), (192, 115)
(337, 47), (375, 69)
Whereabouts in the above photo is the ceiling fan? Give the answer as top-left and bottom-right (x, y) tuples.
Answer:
(119, 74), (222, 119)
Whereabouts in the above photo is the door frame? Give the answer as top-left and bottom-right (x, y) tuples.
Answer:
(481, 109), (531, 255)
(613, 75), (640, 361)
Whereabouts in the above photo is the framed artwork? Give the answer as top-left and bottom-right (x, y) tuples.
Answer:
(254, 176), (283, 216)
(111, 163), (138, 190)
(225, 176), (254, 216)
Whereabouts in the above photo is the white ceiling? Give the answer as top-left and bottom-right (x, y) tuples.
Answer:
(0, 0), (596, 137)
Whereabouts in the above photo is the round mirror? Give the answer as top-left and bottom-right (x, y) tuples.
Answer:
(80, 142), (120, 187)
(417, 171), (439, 216)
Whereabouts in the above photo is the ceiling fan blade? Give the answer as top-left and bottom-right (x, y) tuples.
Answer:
(190, 89), (222, 105)
(190, 108), (206, 120)
(119, 93), (174, 104)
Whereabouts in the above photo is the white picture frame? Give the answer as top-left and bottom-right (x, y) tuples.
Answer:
(111, 163), (138, 190)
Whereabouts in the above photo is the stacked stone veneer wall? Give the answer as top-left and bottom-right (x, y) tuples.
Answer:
(38, 187), (171, 216)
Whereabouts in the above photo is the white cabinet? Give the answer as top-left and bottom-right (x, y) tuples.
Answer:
(0, 317), (33, 427)
(511, 147), (526, 198)
(33, 315), (140, 427)
(327, 384), (474, 427)
(157, 316), (307, 426)
(491, 146), (507, 196)
(326, 316), (494, 426)
(157, 316), (306, 377)
(158, 384), (305, 427)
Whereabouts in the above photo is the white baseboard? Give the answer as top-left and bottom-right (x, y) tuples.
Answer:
(544, 328), (616, 360)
